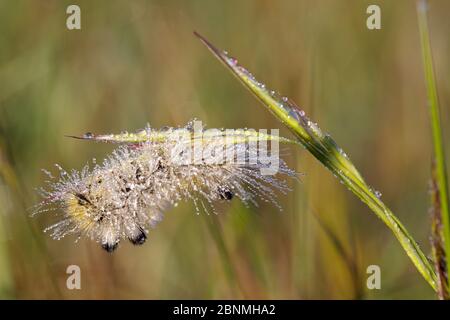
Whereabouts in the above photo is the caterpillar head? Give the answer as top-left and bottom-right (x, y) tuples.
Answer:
(63, 175), (148, 253)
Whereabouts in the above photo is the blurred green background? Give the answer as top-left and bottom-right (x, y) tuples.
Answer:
(1, 0), (450, 299)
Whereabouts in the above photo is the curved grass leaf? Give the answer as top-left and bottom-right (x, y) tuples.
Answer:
(194, 31), (437, 290)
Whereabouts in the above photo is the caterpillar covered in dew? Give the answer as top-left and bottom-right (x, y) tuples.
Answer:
(34, 120), (298, 252)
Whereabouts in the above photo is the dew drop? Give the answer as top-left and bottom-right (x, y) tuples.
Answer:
(41, 169), (54, 179)
(229, 57), (238, 65)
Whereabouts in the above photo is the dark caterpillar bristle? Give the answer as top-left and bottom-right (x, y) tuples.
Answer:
(101, 241), (119, 253)
(218, 186), (234, 200)
(129, 229), (147, 245)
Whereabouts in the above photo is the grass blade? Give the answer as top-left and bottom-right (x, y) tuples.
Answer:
(203, 214), (245, 298)
(66, 127), (300, 146)
(194, 31), (437, 290)
(313, 212), (363, 299)
(429, 162), (449, 299)
(417, 0), (450, 290)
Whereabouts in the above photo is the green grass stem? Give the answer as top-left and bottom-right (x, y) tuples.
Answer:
(417, 0), (450, 289)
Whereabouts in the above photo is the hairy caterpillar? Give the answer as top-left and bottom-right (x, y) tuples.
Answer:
(35, 121), (297, 252)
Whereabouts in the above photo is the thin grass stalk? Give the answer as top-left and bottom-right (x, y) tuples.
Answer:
(417, 0), (450, 288)
(203, 214), (245, 298)
(312, 212), (363, 299)
(194, 32), (437, 291)
(0, 137), (63, 298)
(430, 162), (449, 299)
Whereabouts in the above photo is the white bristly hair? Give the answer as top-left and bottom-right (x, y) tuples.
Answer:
(35, 122), (297, 252)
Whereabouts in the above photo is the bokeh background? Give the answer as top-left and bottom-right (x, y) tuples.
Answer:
(1, 0), (450, 299)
